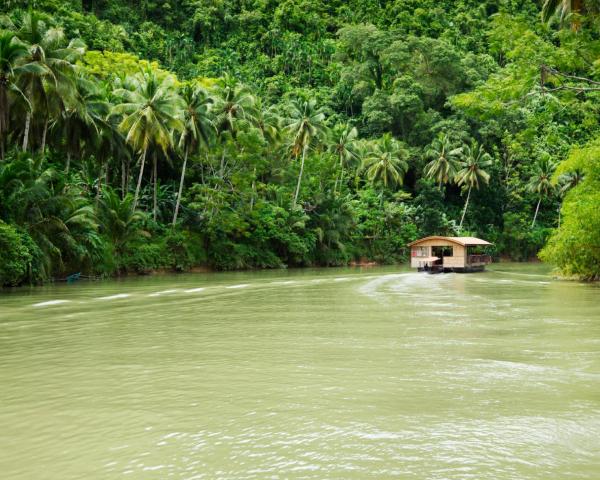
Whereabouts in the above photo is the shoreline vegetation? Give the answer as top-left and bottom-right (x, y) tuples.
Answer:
(1, 1), (599, 287)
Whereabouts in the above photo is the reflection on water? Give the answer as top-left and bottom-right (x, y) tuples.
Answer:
(1, 264), (599, 479)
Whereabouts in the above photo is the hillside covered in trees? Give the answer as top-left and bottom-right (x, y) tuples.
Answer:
(0, 0), (599, 285)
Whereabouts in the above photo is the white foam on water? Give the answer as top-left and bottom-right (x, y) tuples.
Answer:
(32, 300), (70, 307)
(226, 284), (249, 289)
(148, 290), (178, 297)
(184, 287), (206, 293)
(334, 277), (352, 282)
(270, 280), (296, 285)
(98, 294), (130, 300)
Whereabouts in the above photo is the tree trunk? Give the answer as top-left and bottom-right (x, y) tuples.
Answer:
(293, 145), (306, 207)
(132, 147), (147, 211)
(219, 147), (226, 179)
(96, 163), (104, 207)
(40, 119), (48, 154)
(250, 166), (256, 211)
(121, 158), (126, 197)
(334, 155), (344, 195)
(459, 185), (472, 229)
(172, 146), (188, 226)
(66, 152), (71, 173)
(22, 112), (31, 152)
(572, 0), (583, 31)
(153, 150), (158, 222)
(532, 197), (541, 228)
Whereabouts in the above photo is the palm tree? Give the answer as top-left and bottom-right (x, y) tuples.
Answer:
(97, 188), (148, 255)
(56, 73), (110, 172)
(424, 133), (462, 190)
(16, 12), (85, 151)
(329, 123), (359, 195)
(0, 153), (100, 276)
(541, 0), (589, 29)
(527, 156), (556, 228)
(362, 133), (408, 193)
(173, 84), (214, 226)
(112, 70), (184, 216)
(211, 74), (257, 178)
(284, 98), (327, 207)
(0, 32), (30, 159)
(558, 169), (584, 196)
(212, 74), (257, 136)
(455, 141), (493, 229)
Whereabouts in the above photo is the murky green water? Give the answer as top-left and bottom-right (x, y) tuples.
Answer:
(1, 264), (599, 479)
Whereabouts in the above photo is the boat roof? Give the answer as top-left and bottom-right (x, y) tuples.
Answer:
(408, 236), (493, 247)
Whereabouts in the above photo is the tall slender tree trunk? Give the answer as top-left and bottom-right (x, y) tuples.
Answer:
(22, 112), (31, 151)
(459, 185), (472, 229)
(121, 158), (126, 197)
(153, 150), (158, 222)
(334, 155), (344, 195)
(219, 147), (226, 179)
(532, 197), (542, 228)
(40, 119), (48, 154)
(96, 163), (104, 207)
(172, 146), (188, 226)
(572, 0), (583, 31)
(66, 152), (71, 173)
(132, 147), (147, 211)
(250, 166), (257, 211)
(293, 145), (307, 207)
(126, 159), (130, 196)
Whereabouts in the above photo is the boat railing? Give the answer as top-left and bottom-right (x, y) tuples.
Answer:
(467, 254), (492, 265)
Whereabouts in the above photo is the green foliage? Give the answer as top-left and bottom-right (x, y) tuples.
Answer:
(540, 140), (600, 279)
(0, 221), (35, 286)
(0, 0), (599, 286)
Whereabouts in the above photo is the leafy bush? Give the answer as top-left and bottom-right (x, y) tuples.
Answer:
(0, 222), (40, 286)
(119, 243), (164, 274)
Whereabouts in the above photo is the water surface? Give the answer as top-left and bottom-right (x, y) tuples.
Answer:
(1, 264), (599, 479)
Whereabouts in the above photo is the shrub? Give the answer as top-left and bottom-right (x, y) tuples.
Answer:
(0, 222), (35, 286)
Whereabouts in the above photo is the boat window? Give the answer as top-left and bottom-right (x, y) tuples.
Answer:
(416, 247), (428, 257)
(432, 246), (453, 257)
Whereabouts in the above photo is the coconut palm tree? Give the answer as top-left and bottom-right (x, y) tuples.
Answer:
(173, 84), (214, 226)
(15, 12), (85, 152)
(541, 0), (589, 29)
(212, 74), (257, 136)
(424, 133), (462, 190)
(0, 32), (31, 159)
(362, 133), (408, 193)
(211, 74), (257, 178)
(112, 70), (184, 215)
(329, 123), (359, 195)
(284, 98), (328, 207)
(527, 156), (557, 228)
(455, 141), (493, 229)
(55, 73), (110, 172)
(0, 153), (100, 276)
(97, 187), (148, 255)
(558, 169), (584, 196)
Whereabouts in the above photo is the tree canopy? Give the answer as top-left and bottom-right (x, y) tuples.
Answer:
(0, 0), (598, 284)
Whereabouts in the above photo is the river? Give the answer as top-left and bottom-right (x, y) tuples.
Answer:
(1, 264), (599, 479)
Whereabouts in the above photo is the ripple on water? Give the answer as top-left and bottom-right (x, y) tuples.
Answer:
(32, 299), (70, 307)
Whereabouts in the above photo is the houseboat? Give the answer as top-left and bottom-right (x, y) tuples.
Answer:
(408, 236), (493, 273)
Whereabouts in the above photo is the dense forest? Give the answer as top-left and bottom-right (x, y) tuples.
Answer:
(0, 0), (599, 285)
